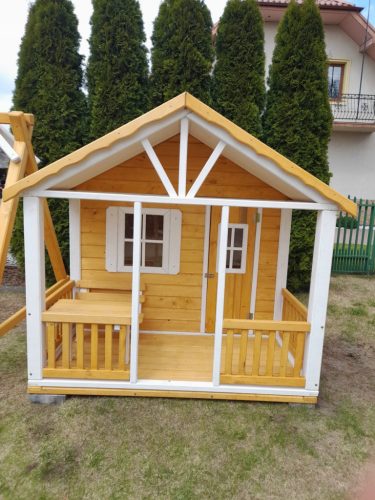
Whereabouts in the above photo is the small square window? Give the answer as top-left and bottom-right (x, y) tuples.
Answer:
(217, 223), (248, 274)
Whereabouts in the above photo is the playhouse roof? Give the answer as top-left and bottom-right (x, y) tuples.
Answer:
(3, 93), (356, 216)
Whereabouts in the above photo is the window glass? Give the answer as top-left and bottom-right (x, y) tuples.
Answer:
(232, 250), (242, 269)
(227, 228), (232, 246)
(125, 213), (134, 239)
(145, 242), (163, 267)
(234, 228), (243, 248)
(146, 214), (164, 240)
(328, 64), (343, 99)
(226, 250), (230, 268)
(124, 241), (133, 266)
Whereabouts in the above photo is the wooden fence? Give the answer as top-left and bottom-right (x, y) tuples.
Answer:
(332, 197), (375, 274)
(282, 288), (308, 359)
(221, 319), (310, 387)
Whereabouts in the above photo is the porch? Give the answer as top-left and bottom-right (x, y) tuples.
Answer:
(41, 279), (309, 389)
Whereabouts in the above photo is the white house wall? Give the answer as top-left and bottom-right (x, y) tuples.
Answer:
(264, 22), (375, 200)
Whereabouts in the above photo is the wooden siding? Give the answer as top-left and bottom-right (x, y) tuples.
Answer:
(77, 135), (287, 331)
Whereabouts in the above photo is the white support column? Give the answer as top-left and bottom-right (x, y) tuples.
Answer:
(273, 209), (292, 320)
(178, 117), (189, 197)
(130, 201), (142, 384)
(304, 210), (337, 391)
(212, 205), (229, 386)
(200, 205), (211, 333)
(24, 196), (46, 380)
(69, 199), (81, 283)
(249, 208), (262, 318)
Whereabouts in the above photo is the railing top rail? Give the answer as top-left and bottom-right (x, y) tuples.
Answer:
(282, 288), (308, 317)
(223, 319), (310, 332)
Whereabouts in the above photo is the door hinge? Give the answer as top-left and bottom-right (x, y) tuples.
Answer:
(248, 312), (254, 319)
(256, 212), (261, 223)
(205, 273), (215, 278)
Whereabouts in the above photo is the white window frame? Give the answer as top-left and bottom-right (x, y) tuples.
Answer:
(106, 207), (181, 274)
(217, 223), (248, 274)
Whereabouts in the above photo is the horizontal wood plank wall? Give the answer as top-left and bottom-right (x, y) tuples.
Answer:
(256, 209), (281, 320)
(77, 135), (288, 331)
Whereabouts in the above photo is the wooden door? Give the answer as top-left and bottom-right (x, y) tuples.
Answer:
(205, 207), (256, 333)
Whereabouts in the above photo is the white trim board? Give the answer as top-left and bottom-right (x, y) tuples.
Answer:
(250, 208), (262, 318)
(29, 191), (338, 212)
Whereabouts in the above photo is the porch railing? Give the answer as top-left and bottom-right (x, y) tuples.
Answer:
(43, 321), (130, 380)
(221, 319), (310, 387)
(330, 94), (375, 122)
(282, 288), (308, 358)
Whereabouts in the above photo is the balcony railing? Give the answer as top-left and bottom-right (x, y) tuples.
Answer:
(330, 94), (375, 123)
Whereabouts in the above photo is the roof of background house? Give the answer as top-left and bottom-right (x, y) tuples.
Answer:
(257, 0), (362, 11)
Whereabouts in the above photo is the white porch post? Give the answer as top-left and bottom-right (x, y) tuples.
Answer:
(24, 196), (46, 380)
(304, 210), (337, 391)
(212, 205), (229, 386)
(69, 199), (81, 283)
(273, 209), (292, 320)
(130, 201), (142, 384)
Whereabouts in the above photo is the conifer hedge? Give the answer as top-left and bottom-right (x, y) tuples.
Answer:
(11, 0), (88, 283)
(263, 0), (332, 290)
(150, 0), (214, 106)
(87, 0), (150, 139)
(213, 0), (265, 137)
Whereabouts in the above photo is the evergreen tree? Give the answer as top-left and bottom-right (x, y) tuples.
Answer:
(263, 0), (332, 290)
(150, 0), (214, 105)
(213, 0), (265, 137)
(87, 0), (149, 139)
(12, 0), (88, 282)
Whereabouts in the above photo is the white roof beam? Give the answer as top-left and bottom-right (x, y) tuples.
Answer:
(142, 139), (178, 198)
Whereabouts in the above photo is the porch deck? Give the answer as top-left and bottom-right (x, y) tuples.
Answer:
(44, 331), (302, 385)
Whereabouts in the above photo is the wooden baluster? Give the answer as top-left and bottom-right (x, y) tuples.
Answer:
(293, 332), (306, 377)
(280, 331), (290, 377)
(266, 330), (276, 376)
(238, 330), (248, 375)
(76, 323), (84, 369)
(224, 330), (234, 375)
(118, 325), (126, 370)
(46, 323), (56, 369)
(252, 330), (262, 376)
(91, 324), (98, 370)
(62, 323), (70, 369)
(105, 324), (112, 370)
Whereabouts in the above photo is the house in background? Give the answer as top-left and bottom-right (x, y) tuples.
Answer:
(0, 150), (8, 191)
(258, 0), (375, 201)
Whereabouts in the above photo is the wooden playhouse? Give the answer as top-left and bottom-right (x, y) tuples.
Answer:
(2, 93), (356, 404)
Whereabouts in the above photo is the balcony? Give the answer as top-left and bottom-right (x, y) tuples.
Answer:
(330, 94), (375, 132)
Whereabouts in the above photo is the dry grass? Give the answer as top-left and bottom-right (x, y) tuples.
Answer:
(1, 276), (375, 499)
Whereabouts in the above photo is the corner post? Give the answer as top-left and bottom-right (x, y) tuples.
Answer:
(273, 209), (292, 320)
(130, 201), (142, 384)
(69, 199), (81, 284)
(304, 210), (337, 391)
(212, 205), (229, 386)
(24, 196), (46, 380)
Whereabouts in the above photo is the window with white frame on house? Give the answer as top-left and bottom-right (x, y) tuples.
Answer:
(217, 224), (248, 274)
(328, 63), (345, 99)
(106, 207), (182, 274)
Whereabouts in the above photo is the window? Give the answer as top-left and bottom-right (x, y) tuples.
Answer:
(217, 224), (248, 274)
(328, 63), (345, 99)
(106, 207), (182, 274)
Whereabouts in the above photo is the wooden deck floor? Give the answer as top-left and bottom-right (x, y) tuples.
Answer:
(56, 332), (294, 382)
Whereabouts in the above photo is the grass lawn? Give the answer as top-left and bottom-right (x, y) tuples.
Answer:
(1, 276), (375, 499)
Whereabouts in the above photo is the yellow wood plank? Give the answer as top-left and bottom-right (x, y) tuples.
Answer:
(105, 325), (112, 370)
(224, 330), (234, 375)
(238, 330), (248, 375)
(280, 331), (290, 377)
(76, 323), (84, 369)
(91, 324), (98, 370)
(43, 368), (130, 380)
(265, 331), (276, 377)
(282, 288), (308, 319)
(223, 319), (310, 332)
(46, 323), (56, 369)
(293, 333), (306, 377)
(118, 326), (126, 370)
(252, 331), (262, 376)
(62, 323), (70, 369)
(220, 374), (305, 387)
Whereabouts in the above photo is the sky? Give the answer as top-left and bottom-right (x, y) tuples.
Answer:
(0, 0), (372, 112)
